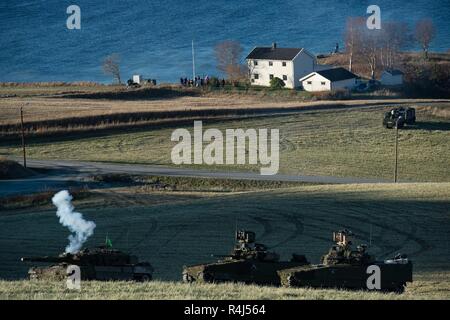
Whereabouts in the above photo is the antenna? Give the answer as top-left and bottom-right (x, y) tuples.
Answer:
(192, 40), (196, 80)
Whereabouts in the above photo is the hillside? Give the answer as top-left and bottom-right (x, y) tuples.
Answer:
(1, 105), (448, 182)
(1, 183), (448, 280)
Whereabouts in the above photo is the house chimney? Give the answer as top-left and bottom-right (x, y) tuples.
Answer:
(272, 42), (277, 50)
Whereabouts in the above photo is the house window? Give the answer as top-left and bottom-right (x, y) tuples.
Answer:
(269, 74), (274, 80)
(283, 75), (287, 81)
(269, 61), (273, 66)
(307, 81), (312, 85)
(254, 73), (259, 80)
(282, 61), (287, 67)
(254, 60), (258, 66)
(321, 82), (326, 85)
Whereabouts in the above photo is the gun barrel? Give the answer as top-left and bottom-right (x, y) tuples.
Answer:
(211, 254), (232, 258)
(20, 256), (63, 263)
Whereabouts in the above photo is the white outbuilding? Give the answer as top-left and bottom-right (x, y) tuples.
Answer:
(132, 74), (143, 84)
(299, 68), (358, 92)
(380, 69), (404, 86)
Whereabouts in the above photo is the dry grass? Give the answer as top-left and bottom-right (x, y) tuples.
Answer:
(1, 95), (436, 126)
(0, 271), (448, 300)
(420, 106), (450, 119)
(0, 187), (91, 210)
(0, 84), (448, 130)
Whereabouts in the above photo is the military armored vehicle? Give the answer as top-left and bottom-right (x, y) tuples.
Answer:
(21, 246), (153, 281)
(383, 107), (416, 129)
(182, 230), (309, 285)
(278, 230), (413, 293)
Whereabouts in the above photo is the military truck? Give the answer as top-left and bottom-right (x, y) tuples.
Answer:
(182, 230), (309, 285)
(278, 230), (413, 293)
(383, 107), (416, 129)
(21, 246), (153, 281)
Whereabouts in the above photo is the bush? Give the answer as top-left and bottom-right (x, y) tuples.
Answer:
(313, 89), (351, 100)
(403, 61), (450, 98)
(270, 77), (285, 89)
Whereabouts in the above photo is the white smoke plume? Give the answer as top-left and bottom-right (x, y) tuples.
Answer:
(52, 190), (96, 253)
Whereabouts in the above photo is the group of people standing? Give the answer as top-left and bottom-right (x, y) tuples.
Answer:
(180, 75), (226, 88)
(180, 75), (208, 87)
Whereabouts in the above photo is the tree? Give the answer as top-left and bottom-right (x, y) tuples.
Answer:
(415, 19), (436, 59)
(380, 22), (411, 69)
(270, 77), (285, 89)
(359, 28), (382, 80)
(344, 18), (412, 79)
(214, 40), (245, 80)
(344, 17), (364, 72)
(102, 54), (122, 84)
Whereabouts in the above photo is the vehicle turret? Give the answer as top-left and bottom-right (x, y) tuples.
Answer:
(182, 230), (309, 285)
(277, 229), (413, 292)
(320, 229), (375, 265)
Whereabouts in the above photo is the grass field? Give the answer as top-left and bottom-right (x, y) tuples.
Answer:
(1, 105), (449, 181)
(1, 271), (449, 300)
(0, 182), (449, 299)
(1, 183), (448, 280)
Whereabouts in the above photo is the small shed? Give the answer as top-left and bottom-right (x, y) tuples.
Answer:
(380, 69), (404, 86)
(299, 68), (358, 92)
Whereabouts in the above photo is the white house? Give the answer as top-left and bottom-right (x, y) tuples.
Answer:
(380, 69), (404, 86)
(299, 68), (358, 92)
(246, 43), (317, 89)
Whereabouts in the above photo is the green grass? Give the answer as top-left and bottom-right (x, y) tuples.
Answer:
(1, 271), (449, 300)
(1, 106), (449, 181)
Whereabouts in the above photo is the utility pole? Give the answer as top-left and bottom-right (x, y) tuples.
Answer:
(20, 106), (27, 168)
(394, 121), (399, 183)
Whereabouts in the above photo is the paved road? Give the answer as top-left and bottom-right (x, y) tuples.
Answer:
(0, 159), (389, 196)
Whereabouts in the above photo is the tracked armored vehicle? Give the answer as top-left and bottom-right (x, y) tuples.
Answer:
(278, 230), (413, 293)
(21, 246), (153, 281)
(383, 107), (416, 129)
(182, 230), (309, 285)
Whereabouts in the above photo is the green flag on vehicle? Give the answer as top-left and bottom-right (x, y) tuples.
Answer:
(105, 235), (113, 248)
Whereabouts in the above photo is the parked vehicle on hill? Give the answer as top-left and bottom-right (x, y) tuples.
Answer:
(383, 107), (416, 129)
